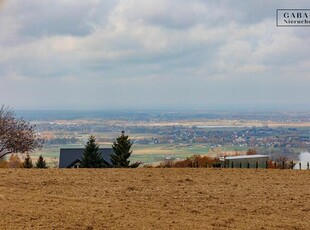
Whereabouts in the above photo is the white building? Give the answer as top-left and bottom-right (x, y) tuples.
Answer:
(220, 155), (269, 168)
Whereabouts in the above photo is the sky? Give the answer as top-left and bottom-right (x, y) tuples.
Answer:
(1, 0), (310, 110)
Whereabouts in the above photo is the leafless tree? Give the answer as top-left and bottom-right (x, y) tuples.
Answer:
(0, 105), (43, 159)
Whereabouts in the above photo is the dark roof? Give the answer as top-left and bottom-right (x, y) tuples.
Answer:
(67, 159), (82, 168)
(59, 148), (113, 168)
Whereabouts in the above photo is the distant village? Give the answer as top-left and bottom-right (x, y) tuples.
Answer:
(39, 122), (310, 151)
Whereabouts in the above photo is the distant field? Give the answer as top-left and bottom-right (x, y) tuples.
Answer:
(34, 142), (303, 167)
(1, 169), (309, 229)
(33, 143), (249, 166)
(36, 118), (310, 129)
(31, 115), (310, 167)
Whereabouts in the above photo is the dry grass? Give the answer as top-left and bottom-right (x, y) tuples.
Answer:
(0, 169), (309, 229)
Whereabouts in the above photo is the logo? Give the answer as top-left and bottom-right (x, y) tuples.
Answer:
(276, 9), (310, 27)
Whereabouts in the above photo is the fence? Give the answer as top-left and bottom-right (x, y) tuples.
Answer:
(226, 160), (310, 169)
(295, 161), (310, 170)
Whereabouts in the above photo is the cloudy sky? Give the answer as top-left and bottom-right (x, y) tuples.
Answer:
(1, 0), (310, 110)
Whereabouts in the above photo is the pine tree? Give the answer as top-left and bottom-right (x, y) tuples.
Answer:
(36, 155), (47, 168)
(23, 153), (33, 168)
(111, 131), (140, 168)
(80, 135), (103, 168)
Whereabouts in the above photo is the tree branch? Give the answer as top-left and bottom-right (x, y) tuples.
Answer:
(0, 151), (12, 159)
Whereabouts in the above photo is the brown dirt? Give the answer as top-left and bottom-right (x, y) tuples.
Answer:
(0, 169), (309, 230)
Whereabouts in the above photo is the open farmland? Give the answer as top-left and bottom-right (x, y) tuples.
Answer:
(1, 169), (310, 229)
(32, 112), (310, 166)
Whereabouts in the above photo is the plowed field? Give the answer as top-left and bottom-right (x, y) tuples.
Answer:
(0, 169), (309, 229)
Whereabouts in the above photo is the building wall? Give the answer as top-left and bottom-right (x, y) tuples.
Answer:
(225, 157), (268, 169)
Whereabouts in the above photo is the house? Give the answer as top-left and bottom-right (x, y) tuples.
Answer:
(59, 148), (113, 168)
(220, 155), (269, 168)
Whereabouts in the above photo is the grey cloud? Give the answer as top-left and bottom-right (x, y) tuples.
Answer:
(1, 0), (310, 109)
(111, 0), (237, 29)
(1, 0), (118, 39)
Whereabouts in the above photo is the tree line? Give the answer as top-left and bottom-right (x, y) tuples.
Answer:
(0, 153), (47, 168)
(80, 131), (140, 168)
(0, 131), (139, 169)
(0, 105), (298, 169)
(0, 105), (139, 168)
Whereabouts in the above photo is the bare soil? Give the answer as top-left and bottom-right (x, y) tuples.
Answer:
(0, 169), (309, 230)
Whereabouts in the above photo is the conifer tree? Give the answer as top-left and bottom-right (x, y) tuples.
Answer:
(80, 135), (103, 168)
(23, 153), (33, 168)
(36, 155), (47, 168)
(111, 131), (140, 168)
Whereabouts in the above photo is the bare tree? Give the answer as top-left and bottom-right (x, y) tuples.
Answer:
(0, 105), (43, 159)
(246, 148), (257, 155)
